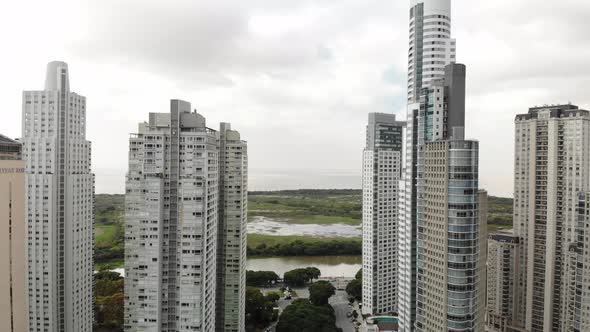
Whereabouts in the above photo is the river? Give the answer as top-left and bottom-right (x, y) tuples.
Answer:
(246, 255), (361, 278)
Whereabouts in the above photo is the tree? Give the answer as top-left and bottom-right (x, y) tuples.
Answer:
(283, 267), (323, 287)
(94, 271), (124, 331)
(284, 269), (309, 287)
(305, 267), (321, 281)
(247, 270), (279, 287)
(309, 280), (336, 306)
(345, 279), (362, 302)
(265, 291), (281, 303)
(246, 287), (277, 332)
(355, 268), (362, 280)
(276, 299), (340, 332)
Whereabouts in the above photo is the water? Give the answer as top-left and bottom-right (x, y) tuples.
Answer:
(246, 255), (361, 278)
(247, 216), (362, 238)
(249, 168), (360, 191)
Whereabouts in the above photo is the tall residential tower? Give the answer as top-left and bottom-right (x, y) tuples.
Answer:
(411, 64), (487, 332)
(362, 113), (404, 315)
(560, 192), (590, 332)
(22, 61), (94, 332)
(0, 135), (27, 332)
(513, 104), (590, 332)
(399, 1), (456, 329)
(124, 100), (219, 332)
(216, 123), (248, 332)
(486, 230), (524, 332)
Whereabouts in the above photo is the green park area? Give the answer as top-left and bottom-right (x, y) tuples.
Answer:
(248, 189), (361, 225)
(93, 191), (515, 268)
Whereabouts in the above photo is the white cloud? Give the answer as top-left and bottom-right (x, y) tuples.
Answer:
(0, 0), (587, 196)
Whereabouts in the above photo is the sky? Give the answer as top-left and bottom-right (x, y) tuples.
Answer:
(1, 0), (589, 196)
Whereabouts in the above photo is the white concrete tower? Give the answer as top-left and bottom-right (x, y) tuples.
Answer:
(216, 123), (248, 332)
(362, 113), (404, 315)
(407, 0), (455, 103)
(124, 100), (219, 332)
(22, 61), (95, 332)
(399, 1), (456, 330)
(513, 105), (590, 332)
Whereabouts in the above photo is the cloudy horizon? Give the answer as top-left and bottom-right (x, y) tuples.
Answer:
(1, 0), (589, 196)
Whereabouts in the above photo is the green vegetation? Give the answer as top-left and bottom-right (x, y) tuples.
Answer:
(249, 190), (361, 225)
(309, 280), (336, 306)
(94, 271), (124, 332)
(487, 196), (513, 231)
(247, 270), (280, 287)
(276, 299), (340, 332)
(346, 268), (362, 302)
(95, 194), (125, 269)
(283, 267), (321, 287)
(246, 287), (279, 332)
(247, 235), (361, 257)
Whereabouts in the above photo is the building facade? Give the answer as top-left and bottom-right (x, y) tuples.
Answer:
(362, 113), (404, 315)
(399, 1), (457, 329)
(486, 230), (523, 332)
(215, 123), (247, 332)
(407, 63), (487, 332)
(22, 61), (94, 332)
(560, 192), (590, 332)
(0, 135), (27, 332)
(124, 100), (219, 332)
(513, 105), (590, 332)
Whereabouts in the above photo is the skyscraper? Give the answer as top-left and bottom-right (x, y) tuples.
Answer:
(402, 60), (486, 332)
(216, 123), (248, 332)
(22, 61), (94, 332)
(361, 113), (404, 315)
(124, 100), (219, 332)
(0, 135), (27, 332)
(406, 0), (456, 103)
(513, 104), (590, 331)
(560, 192), (590, 332)
(399, 1), (456, 329)
(486, 230), (524, 332)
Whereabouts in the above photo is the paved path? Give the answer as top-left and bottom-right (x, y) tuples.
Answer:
(330, 290), (357, 332)
(263, 286), (358, 332)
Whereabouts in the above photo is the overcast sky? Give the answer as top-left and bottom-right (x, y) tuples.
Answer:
(1, 0), (588, 196)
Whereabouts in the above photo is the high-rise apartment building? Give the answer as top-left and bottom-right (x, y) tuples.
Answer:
(216, 123), (248, 332)
(486, 230), (524, 332)
(409, 63), (487, 332)
(513, 105), (590, 332)
(399, 1), (456, 329)
(362, 113), (404, 315)
(22, 61), (94, 332)
(407, 0), (456, 103)
(0, 135), (27, 332)
(560, 192), (590, 332)
(124, 100), (219, 332)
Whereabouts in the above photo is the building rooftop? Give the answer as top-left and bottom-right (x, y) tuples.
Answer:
(516, 104), (590, 121)
(0, 134), (22, 160)
(0, 134), (19, 145)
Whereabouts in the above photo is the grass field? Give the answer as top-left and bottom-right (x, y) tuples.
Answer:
(248, 191), (362, 226)
(95, 258), (124, 270)
(96, 224), (119, 245)
(247, 234), (361, 248)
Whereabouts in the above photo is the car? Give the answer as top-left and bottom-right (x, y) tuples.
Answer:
(346, 312), (352, 318)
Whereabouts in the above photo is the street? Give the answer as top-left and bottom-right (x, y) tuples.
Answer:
(329, 290), (357, 332)
(262, 286), (357, 332)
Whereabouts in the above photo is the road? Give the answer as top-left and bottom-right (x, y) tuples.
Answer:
(329, 290), (357, 332)
(262, 287), (357, 332)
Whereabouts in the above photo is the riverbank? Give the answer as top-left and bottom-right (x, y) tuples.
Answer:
(247, 255), (361, 278)
(247, 234), (361, 257)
